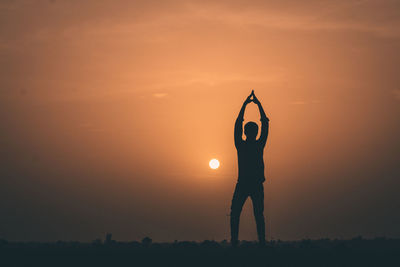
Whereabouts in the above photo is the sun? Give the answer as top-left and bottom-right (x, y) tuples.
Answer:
(209, 159), (220, 169)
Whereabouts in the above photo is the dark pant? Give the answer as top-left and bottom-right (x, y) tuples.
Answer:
(230, 182), (265, 244)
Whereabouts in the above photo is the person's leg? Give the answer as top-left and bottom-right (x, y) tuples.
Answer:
(230, 183), (247, 247)
(250, 183), (265, 246)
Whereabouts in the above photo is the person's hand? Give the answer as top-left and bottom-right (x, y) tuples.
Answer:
(252, 92), (260, 105)
(244, 92), (253, 105)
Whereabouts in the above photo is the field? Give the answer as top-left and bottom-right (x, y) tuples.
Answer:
(1, 238), (399, 266)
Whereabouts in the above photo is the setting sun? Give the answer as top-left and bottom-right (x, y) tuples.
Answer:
(209, 159), (220, 169)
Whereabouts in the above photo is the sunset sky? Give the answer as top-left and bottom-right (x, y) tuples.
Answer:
(1, 0), (399, 242)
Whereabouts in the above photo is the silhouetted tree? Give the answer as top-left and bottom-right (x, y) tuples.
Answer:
(142, 237), (152, 247)
(92, 239), (102, 246)
(105, 233), (113, 245)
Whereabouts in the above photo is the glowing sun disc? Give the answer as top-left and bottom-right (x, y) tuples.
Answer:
(209, 159), (220, 169)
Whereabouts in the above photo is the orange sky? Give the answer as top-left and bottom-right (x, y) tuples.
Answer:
(0, 0), (399, 242)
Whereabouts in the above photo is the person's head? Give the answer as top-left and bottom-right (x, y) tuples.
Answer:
(244, 122), (258, 141)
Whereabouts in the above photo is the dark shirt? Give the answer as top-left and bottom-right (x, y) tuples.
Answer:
(234, 118), (268, 184)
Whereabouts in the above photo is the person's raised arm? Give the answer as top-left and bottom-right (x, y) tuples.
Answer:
(234, 93), (252, 148)
(252, 93), (269, 147)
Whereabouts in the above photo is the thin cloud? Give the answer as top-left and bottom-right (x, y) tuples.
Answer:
(290, 101), (307, 105)
(290, 100), (322, 105)
(186, 1), (400, 38)
(152, 93), (168, 98)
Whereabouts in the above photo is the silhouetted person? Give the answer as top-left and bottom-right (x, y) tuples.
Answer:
(231, 90), (269, 247)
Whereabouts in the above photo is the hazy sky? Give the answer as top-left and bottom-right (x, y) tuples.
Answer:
(1, 0), (399, 242)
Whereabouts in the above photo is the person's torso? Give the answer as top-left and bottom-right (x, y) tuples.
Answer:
(236, 141), (265, 184)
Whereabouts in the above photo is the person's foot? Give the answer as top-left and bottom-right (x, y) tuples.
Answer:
(258, 239), (266, 248)
(231, 239), (239, 248)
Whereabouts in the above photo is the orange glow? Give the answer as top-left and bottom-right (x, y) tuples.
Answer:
(0, 0), (399, 242)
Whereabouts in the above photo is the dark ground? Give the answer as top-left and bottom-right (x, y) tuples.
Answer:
(1, 237), (399, 266)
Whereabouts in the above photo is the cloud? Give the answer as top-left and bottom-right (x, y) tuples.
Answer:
(152, 93), (168, 98)
(290, 99), (321, 105)
(290, 100), (307, 105)
(2, 0), (400, 47)
(176, 0), (400, 38)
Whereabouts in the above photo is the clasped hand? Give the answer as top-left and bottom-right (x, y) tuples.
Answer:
(244, 90), (260, 105)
